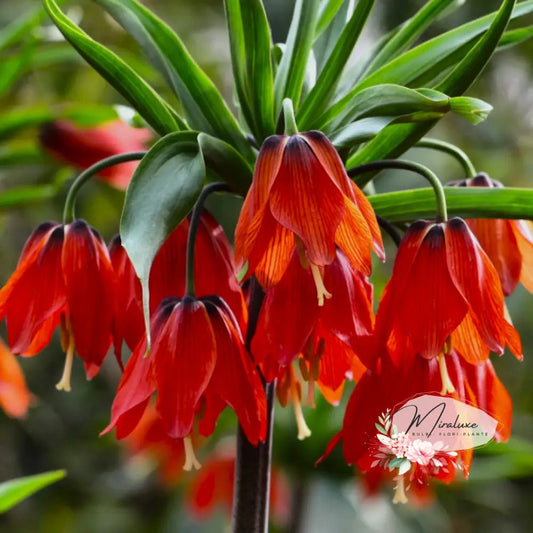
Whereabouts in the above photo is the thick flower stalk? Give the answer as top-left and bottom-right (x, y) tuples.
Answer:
(0, 220), (116, 390)
(235, 131), (384, 304)
(448, 173), (533, 295)
(372, 217), (522, 394)
(103, 295), (267, 471)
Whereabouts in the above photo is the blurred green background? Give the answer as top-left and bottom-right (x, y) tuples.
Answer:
(1, 1), (533, 532)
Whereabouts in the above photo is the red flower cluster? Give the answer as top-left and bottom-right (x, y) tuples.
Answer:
(0, 220), (116, 389)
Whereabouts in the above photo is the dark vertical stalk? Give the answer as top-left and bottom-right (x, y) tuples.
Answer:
(232, 277), (276, 533)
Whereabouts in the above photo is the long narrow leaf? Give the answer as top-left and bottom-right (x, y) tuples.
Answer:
(274, 0), (321, 110)
(0, 470), (66, 514)
(297, 0), (375, 129)
(368, 187), (533, 223)
(362, 0), (458, 76)
(350, 1), (533, 93)
(315, 0), (346, 38)
(42, 0), (180, 136)
(95, 0), (253, 160)
(345, 0), (518, 184)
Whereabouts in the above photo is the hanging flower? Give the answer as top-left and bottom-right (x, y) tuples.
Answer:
(372, 217), (522, 394)
(103, 295), (266, 470)
(39, 119), (152, 189)
(0, 338), (32, 418)
(0, 220), (116, 389)
(110, 212), (247, 356)
(335, 351), (512, 504)
(235, 131), (384, 304)
(447, 173), (533, 295)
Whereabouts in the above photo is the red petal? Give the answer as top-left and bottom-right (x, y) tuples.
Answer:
(452, 313), (490, 364)
(269, 136), (345, 265)
(513, 220), (533, 293)
(234, 136), (287, 269)
(101, 338), (155, 439)
(466, 218), (521, 296)
(2, 226), (66, 355)
(62, 221), (116, 377)
(395, 224), (468, 358)
(352, 184), (385, 261)
(154, 298), (217, 438)
(445, 218), (522, 358)
(334, 198), (373, 275)
(206, 298), (267, 444)
(252, 252), (318, 368)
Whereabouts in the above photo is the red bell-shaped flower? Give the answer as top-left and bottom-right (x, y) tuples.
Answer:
(448, 173), (533, 295)
(40, 119), (152, 189)
(103, 295), (266, 469)
(0, 220), (116, 388)
(235, 131), (384, 303)
(110, 212), (247, 356)
(373, 217), (521, 392)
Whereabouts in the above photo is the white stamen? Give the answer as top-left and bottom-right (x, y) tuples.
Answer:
(55, 335), (75, 392)
(392, 475), (408, 505)
(306, 379), (316, 408)
(438, 353), (455, 395)
(310, 263), (332, 306)
(291, 386), (312, 440)
(183, 436), (202, 471)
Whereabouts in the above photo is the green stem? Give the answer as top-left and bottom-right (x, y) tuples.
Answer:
(62, 151), (146, 223)
(281, 98), (299, 135)
(184, 182), (229, 297)
(415, 137), (476, 177)
(348, 159), (448, 222)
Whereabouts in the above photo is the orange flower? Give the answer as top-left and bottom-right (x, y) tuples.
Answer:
(109, 212), (247, 356)
(448, 173), (533, 295)
(40, 119), (152, 189)
(103, 295), (266, 469)
(0, 220), (116, 389)
(373, 217), (521, 393)
(0, 339), (32, 418)
(235, 131), (384, 303)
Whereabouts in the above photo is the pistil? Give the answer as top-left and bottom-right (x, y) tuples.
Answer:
(183, 436), (202, 471)
(392, 475), (408, 504)
(437, 353), (455, 395)
(310, 263), (332, 306)
(56, 334), (75, 392)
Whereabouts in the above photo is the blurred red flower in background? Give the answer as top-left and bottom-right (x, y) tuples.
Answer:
(0, 339), (32, 418)
(40, 119), (152, 189)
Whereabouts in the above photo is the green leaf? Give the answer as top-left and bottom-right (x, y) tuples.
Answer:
(42, 0), (179, 136)
(347, 1), (532, 93)
(0, 470), (66, 514)
(225, 0), (275, 142)
(120, 132), (205, 343)
(274, 0), (321, 110)
(317, 84), (492, 132)
(0, 107), (53, 140)
(345, 0), (518, 184)
(313, 0), (353, 72)
(0, 145), (48, 166)
(297, 0), (375, 129)
(368, 187), (533, 223)
(95, 0), (253, 160)
(362, 0), (458, 76)
(198, 132), (253, 194)
(498, 25), (533, 48)
(0, 1), (56, 52)
(315, 0), (346, 38)
(0, 184), (57, 208)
